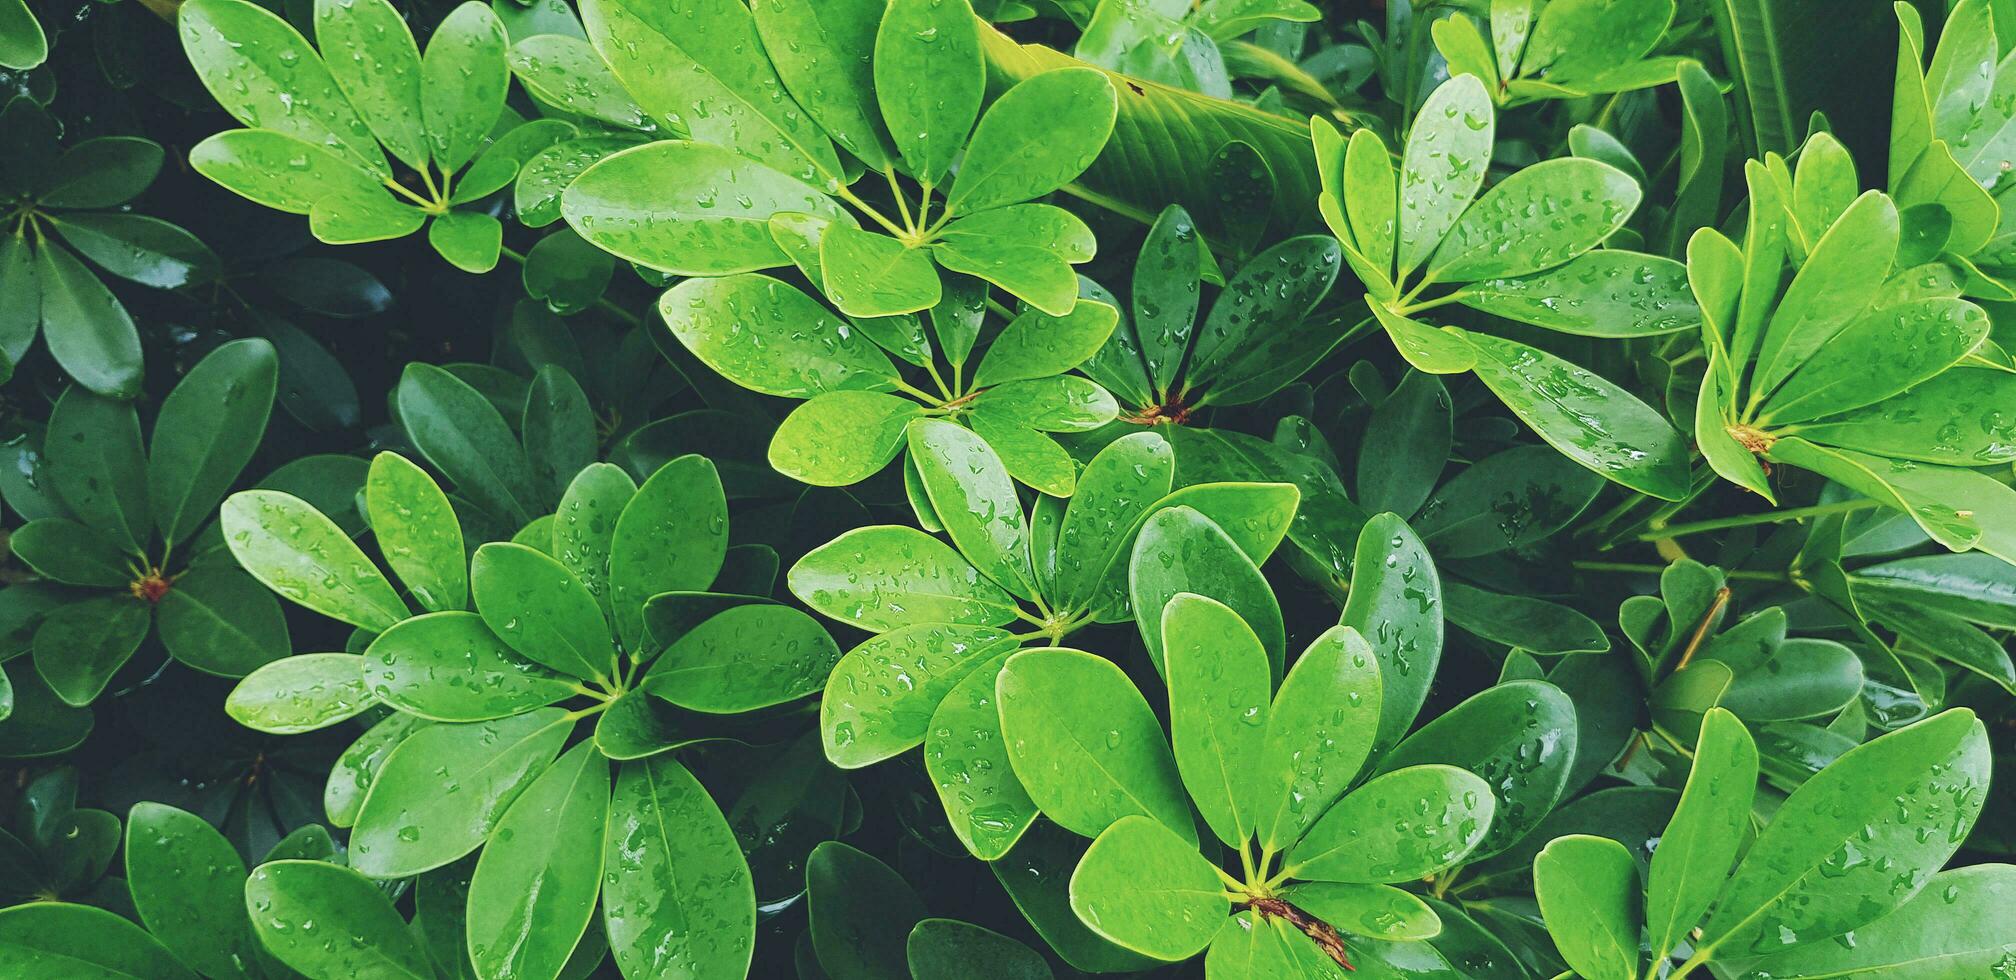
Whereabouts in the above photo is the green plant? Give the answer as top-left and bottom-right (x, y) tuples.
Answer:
(4, 0), (2016, 978)
(2, 339), (282, 737)
(2, 98), (219, 397)
(220, 452), (835, 979)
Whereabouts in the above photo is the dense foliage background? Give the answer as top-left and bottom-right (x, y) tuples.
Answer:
(1, 0), (2013, 977)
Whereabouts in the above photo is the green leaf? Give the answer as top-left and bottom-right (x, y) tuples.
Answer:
(467, 742), (607, 980)
(1853, 552), (2016, 628)
(1398, 74), (1493, 277)
(1429, 157), (1640, 282)
(397, 362), (541, 525)
(578, 0), (838, 182)
(428, 211), (505, 273)
(1453, 250), (1697, 337)
(564, 142), (845, 276)
(1355, 371), (1451, 516)
(908, 418), (1035, 598)
(49, 213), (218, 290)
(790, 525), (1017, 631)
(643, 604), (838, 711)
(223, 490), (407, 631)
(770, 391), (924, 487)
(1751, 191), (1900, 397)
(364, 611), (575, 721)
(908, 919), (1054, 980)
(549, 462), (635, 623)
(1760, 298), (1990, 424)
(314, 0), (428, 170)
(325, 712), (427, 828)
(1162, 593), (1270, 848)
(33, 595), (150, 706)
(808, 841), (926, 980)
(0, 0), (45, 71)
(1068, 815), (1227, 961)
(8, 519), (132, 588)
(819, 225), (941, 317)
(1131, 205), (1205, 394)
(509, 35), (651, 131)
(1338, 513), (1443, 760)
(148, 338), (277, 546)
(1186, 236), (1342, 383)
(125, 803), (260, 980)
(473, 542), (613, 684)
(1377, 679), (1577, 861)
(156, 564), (292, 676)
(0, 902), (199, 980)
(1765, 439), (2006, 557)
(603, 756), (755, 980)
(996, 647), (1194, 842)
(658, 273), (896, 396)
(1054, 431), (1175, 610)
(46, 386), (148, 550)
(1129, 506), (1283, 677)
(1792, 367), (2016, 465)
(225, 653), (371, 734)
(966, 413), (1079, 496)
(1254, 624), (1383, 851)
(1283, 882), (1441, 941)
(245, 861), (430, 979)
(1287, 764), (1493, 882)
(1532, 834), (1641, 980)
(876, 0), (983, 185)
(349, 708), (571, 877)
(420, 2), (508, 172)
(366, 452), (467, 613)
(609, 455), (729, 648)
(931, 204), (1096, 316)
(179, 0), (389, 179)
(38, 245), (143, 401)
(750, 0), (892, 168)
(1411, 444), (1605, 558)
(1696, 708), (1990, 957)
(1645, 708), (1757, 961)
(1459, 329), (1691, 500)
(947, 67), (1116, 214)
(1742, 864), (2016, 978)
(822, 623), (1016, 767)
(973, 299), (1119, 388)
(925, 649), (1040, 859)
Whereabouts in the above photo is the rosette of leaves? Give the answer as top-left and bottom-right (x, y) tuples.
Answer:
(0, 768), (123, 909)
(220, 452), (838, 980)
(560, 0), (1119, 320)
(1531, 707), (1994, 980)
(658, 272), (1122, 494)
(179, 0), (576, 272)
(1077, 204), (1353, 424)
(1, 339), (284, 734)
(1, 97), (221, 398)
(1685, 133), (2016, 563)
(1072, 0), (1319, 100)
(1312, 73), (1699, 501)
(1431, 0), (1688, 106)
(998, 597), (1493, 976)
(1610, 560), (1871, 785)
(798, 427), (1297, 781)
(1888, 0), (2016, 302)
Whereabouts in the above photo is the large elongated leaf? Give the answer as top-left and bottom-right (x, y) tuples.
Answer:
(1696, 708), (1989, 958)
(602, 756), (755, 980)
(467, 742), (607, 980)
(148, 338), (277, 547)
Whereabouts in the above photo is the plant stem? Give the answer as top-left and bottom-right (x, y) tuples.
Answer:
(1571, 560), (1788, 583)
(1638, 498), (1882, 541)
(834, 185), (910, 238)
